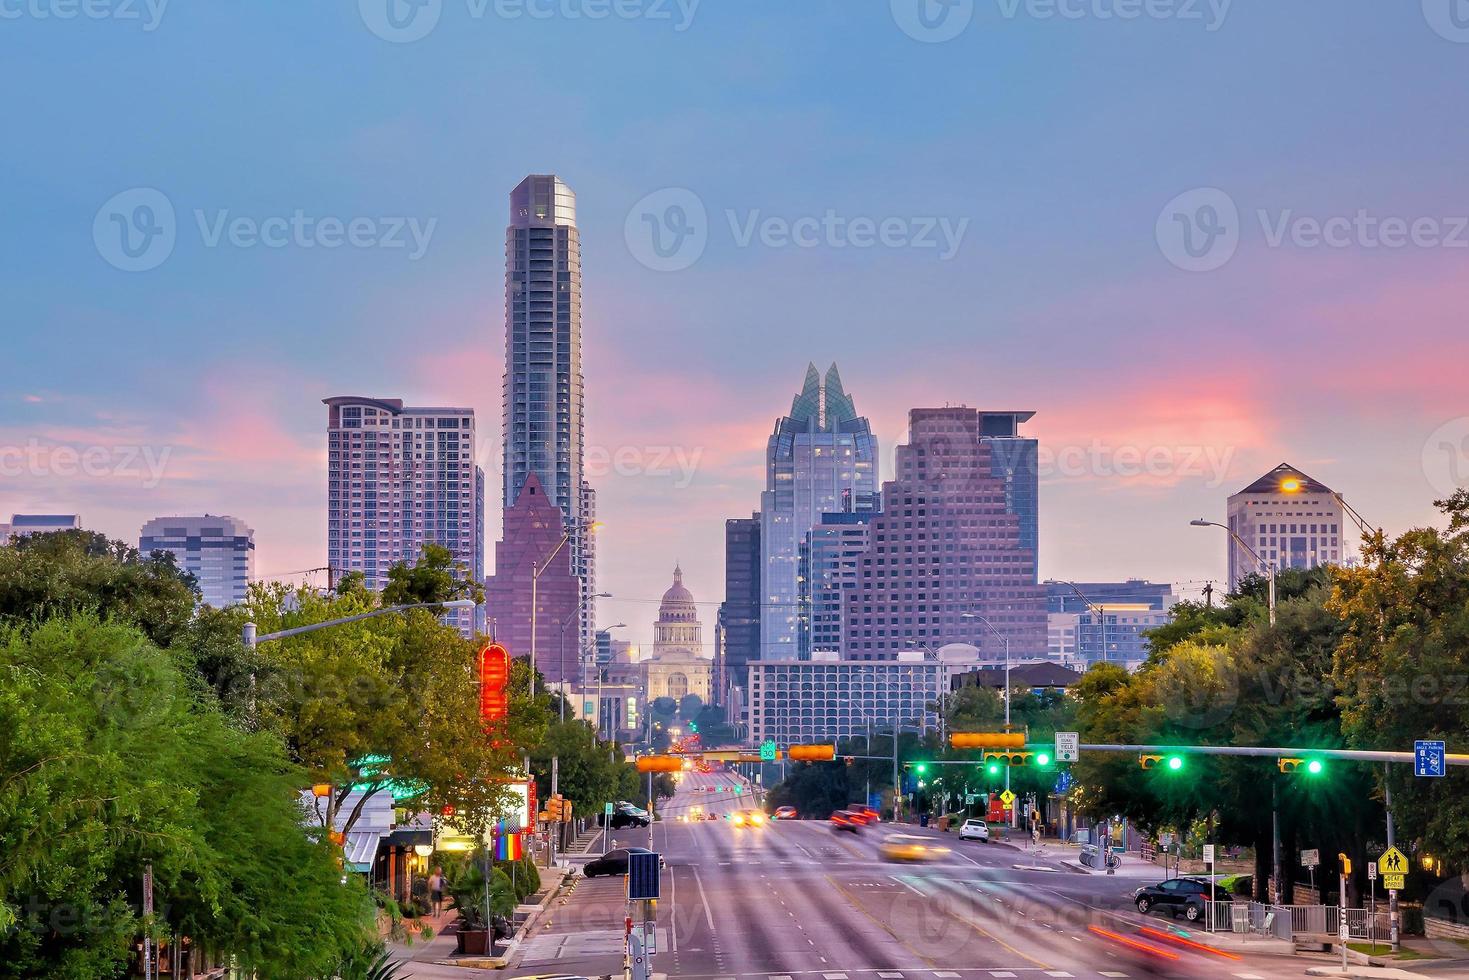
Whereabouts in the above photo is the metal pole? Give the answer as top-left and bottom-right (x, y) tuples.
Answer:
(1267, 561), (1277, 627)
(550, 755), (559, 869)
(1272, 778), (1282, 905)
(1004, 635), (1013, 826)
(530, 562), (539, 700)
(892, 729), (900, 822)
(1385, 764), (1399, 950)
(559, 622), (567, 722)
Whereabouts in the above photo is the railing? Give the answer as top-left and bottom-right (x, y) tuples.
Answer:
(1344, 908), (1393, 940)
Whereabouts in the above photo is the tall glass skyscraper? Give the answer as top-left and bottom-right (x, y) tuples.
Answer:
(502, 175), (596, 652)
(759, 364), (878, 661)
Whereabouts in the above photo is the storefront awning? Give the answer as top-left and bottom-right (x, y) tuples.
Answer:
(344, 831), (382, 873)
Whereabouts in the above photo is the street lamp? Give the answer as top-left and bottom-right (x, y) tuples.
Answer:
(558, 591), (611, 722)
(530, 521), (600, 699)
(242, 598), (478, 649)
(1191, 518), (1276, 625)
(1055, 581), (1106, 666)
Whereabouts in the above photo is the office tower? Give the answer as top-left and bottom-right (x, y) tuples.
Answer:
(799, 511), (875, 657)
(978, 411), (1038, 578)
(483, 473), (580, 683)
(502, 174), (597, 654)
(843, 407), (1047, 660)
(717, 513), (761, 696)
(324, 396), (480, 636)
(0, 513), (80, 546)
(139, 515), (255, 608)
(759, 363), (878, 661)
(1226, 463), (1348, 590)
(1044, 579), (1175, 668)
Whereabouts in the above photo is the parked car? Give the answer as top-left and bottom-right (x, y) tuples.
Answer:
(583, 847), (656, 878)
(957, 818), (990, 842)
(604, 807), (649, 829)
(773, 806), (798, 820)
(1133, 877), (1213, 921)
(830, 809), (862, 833)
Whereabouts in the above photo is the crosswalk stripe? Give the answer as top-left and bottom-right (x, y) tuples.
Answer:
(935, 973), (962, 978)
(988, 973), (1016, 978)
(878, 973), (905, 978)
(1234, 975), (1265, 980)
(1100, 973), (1129, 978)
(1044, 973), (1075, 978)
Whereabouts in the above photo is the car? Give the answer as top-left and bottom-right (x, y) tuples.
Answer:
(879, 833), (950, 862)
(728, 808), (765, 827)
(957, 818), (990, 842)
(851, 804), (881, 823)
(830, 809), (862, 833)
(583, 847), (655, 878)
(773, 806), (798, 820)
(1133, 877), (1213, 921)
(605, 808), (649, 829)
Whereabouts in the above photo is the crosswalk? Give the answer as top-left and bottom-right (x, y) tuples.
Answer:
(669, 971), (1273, 979)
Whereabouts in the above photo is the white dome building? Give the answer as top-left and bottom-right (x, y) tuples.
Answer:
(646, 564), (711, 702)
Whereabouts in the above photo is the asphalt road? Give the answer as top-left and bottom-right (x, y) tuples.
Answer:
(510, 770), (1339, 980)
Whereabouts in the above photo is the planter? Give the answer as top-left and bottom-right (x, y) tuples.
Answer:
(454, 929), (490, 955)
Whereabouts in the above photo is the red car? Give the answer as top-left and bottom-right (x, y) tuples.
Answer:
(830, 810), (862, 833)
(851, 804), (881, 823)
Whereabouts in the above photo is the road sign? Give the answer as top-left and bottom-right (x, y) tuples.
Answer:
(1056, 732), (1079, 763)
(605, 802), (614, 817)
(760, 740), (777, 762)
(627, 851), (661, 901)
(1368, 861), (1377, 881)
(999, 789), (1016, 807)
(1301, 848), (1320, 868)
(1203, 844), (1215, 864)
(1378, 845), (1408, 876)
(1415, 739), (1447, 778)
(1384, 873), (1405, 890)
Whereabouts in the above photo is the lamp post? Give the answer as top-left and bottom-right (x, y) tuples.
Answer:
(1191, 519), (1275, 626)
(558, 592), (611, 722)
(961, 612), (1013, 823)
(242, 598), (478, 650)
(530, 521), (599, 700)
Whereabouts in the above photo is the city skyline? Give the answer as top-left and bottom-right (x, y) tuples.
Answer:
(6, 4), (1468, 651)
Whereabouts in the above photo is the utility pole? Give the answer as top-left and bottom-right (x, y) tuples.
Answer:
(891, 729), (900, 822)
(550, 755), (559, 869)
(1385, 764), (1399, 951)
(1271, 778), (1282, 905)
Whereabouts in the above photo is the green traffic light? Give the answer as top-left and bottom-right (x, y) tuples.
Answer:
(986, 762), (1001, 776)
(914, 763), (928, 774)
(1307, 759), (1324, 775)
(1167, 755), (1184, 772)
(1036, 752), (1052, 767)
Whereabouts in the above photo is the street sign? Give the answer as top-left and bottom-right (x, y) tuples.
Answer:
(1055, 732), (1079, 763)
(1378, 845), (1408, 876)
(1301, 848), (1320, 868)
(760, 740), (777, 762)
(1385, 874), (1405, 890)
(1203, 844), (1215, 864)
(1367, 861), (1377, 881)
(1415, 739), (1447, 778)
(999, 789), (1016, 807)
(627, 851), (661, 901)
(605, 802), (614, 817)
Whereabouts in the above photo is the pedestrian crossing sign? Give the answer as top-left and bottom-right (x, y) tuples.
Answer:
(999, 789), (1016, 807)
(1378, 845), (1408, 876)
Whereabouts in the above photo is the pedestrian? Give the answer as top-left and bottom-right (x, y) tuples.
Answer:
(428, 866), (445, 915)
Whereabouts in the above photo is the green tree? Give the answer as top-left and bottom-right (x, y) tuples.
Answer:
(380, 543), (483, 607)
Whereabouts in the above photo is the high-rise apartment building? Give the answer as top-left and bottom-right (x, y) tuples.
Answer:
(0, 514), (80, 546)
(1226, 463), (1348, 591)
(759, 364), (878, 661)
(139, 515), (255, 608)
(843, 407), (1047, 660)
(799, 511), (875, 657)
(324, 396), (483, 636)
(717, 513), (762, 697)
(502, 174), (597, 654)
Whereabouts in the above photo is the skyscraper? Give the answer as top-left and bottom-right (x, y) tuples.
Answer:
(324, 396), (482, 636)
(978, 411), (1038, 576)
(759, 364), (878, 661)
(843, 407), (1047, 660)
(1226, 463), (1348, 590)
(139, 515), (255, 608)
(799, 510), (875, 658)
(502, 174), (596, 654)
(717, 513), (761, 697)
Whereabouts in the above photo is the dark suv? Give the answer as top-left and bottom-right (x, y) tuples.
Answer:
(1133, 877), (1213, 921)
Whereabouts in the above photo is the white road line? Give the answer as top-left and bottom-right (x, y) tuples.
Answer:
(989, 973), (1016, 978)
(1100, 973), (1129, 978)
(1044, 973), (1074, 978)
(1234, 975), (1265, 980)
(878, 973), (905, 979)
(888, 874), (926, 895)
(692, 866), (716, 932)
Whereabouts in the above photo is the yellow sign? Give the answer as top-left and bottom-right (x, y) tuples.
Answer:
(1383, 874), (1406, 891)
(1378, 846), (1409, 876)
(999, 790), (1016, 807)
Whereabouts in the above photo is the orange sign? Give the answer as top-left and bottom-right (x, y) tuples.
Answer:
(479, 643), (512, 722)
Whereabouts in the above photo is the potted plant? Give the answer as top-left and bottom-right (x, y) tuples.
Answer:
(447, 851), (515, 955)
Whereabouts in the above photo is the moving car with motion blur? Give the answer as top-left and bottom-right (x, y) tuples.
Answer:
(772, 806), (797, 820)
(879, 833), (950, 862)
(829, 809), (862, 833)
(728, 809), (766, 827)
(957, 818), (990, 842)
(582, 847), (657, 878)
(850, 804), (881, 823)
(1132, 877), (1212, 921)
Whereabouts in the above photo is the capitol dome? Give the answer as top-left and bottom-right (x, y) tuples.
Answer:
(658, 563), (698, 623)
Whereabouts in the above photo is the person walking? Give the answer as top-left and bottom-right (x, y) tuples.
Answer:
(428, 866), (445, 915)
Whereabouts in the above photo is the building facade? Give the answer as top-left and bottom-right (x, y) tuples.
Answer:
(139, 515), (255, 608)
(759, 364), (878, 661)
(717, 513), (762, 695)
(502, 174), (597, 653)
(799, 511), (875, 657)
(843, 407), (1047, 660)
(483, 473), (580, 683)
(978, 411), (1039, 572)
(1075, 604), (1172, 667)
(1, 513), (81, 546)
(324, 396), (482, 635)
(645, 565), (712, 703)
(1226, 463), (1348, 591)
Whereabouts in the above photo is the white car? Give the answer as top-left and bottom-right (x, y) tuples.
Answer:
(958, 818), (990, 842)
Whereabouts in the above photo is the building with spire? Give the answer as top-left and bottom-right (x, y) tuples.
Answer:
(758, 364), (879, 661)
(1225, 463), (1348, 590)
(502, 174), (597, 656)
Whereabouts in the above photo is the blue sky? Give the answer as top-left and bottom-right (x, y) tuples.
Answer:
(4, 1), (1468, 647)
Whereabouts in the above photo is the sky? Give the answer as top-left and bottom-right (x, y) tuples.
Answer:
(4, 0), (1468, 649)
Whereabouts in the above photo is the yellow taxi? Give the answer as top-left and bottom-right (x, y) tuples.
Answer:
(879, 833), (950, 862)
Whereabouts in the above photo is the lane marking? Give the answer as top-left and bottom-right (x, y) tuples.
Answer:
(1045, 973), (1075, 978)
(691, 866), (716, 932)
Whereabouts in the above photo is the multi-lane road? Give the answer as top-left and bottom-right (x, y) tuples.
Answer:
(512, 770), (1332, 980)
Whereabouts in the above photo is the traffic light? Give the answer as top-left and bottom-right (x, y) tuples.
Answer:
(734, 785), (744, 795)
(983, 750), (1038, 767)
(787, 744), (837, 762)
(1279, 757), (1326, 775)
(636, 755), (684, 773)
(1139, 754), (1185, 771)
(985, 759), (1003, 777)
(1035, 751), (1053, 768)
(913, 762), (929, 775)
(950, 732), (1026, 750)
(1339, 853), (1352, 875)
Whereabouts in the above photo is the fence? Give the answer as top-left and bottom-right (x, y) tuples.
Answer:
(1205, 902), (1392, 942)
